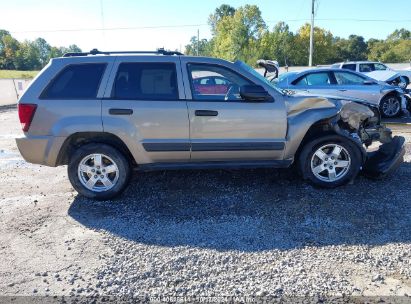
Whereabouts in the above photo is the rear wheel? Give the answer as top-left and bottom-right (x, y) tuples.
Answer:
(299, 135), (362, 188)
(68, 143), (131, 200)
(380, 95), (401, 118)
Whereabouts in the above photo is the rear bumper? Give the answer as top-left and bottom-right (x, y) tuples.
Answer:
(363, 136), (405, 178)
(15, 135), (66, 167)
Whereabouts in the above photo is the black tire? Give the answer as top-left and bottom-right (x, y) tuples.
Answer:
(68, 143), (131, 200)
(380, 94), (401, 118)
(298, 135), (362, 188)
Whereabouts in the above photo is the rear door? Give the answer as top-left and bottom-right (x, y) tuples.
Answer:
(180, 58), (287, 162)
(102, 56), (190, 164)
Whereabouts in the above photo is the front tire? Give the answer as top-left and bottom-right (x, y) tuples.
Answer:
(380, 95), (401, 118)
(68, 143), (131, 200)
(299, 136), (362, 188)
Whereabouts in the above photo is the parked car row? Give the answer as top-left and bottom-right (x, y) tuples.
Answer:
(257, 60), (411, 118)
(331, 61), (411, 87)
(274, 68), (407, 118)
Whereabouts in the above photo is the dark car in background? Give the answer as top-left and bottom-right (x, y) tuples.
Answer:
(192, 76), (232, 95)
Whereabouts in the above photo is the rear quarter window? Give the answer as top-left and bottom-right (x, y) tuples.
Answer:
(41, 63), (106, 99)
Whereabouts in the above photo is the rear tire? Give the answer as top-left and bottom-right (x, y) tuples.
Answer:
(299, 135), (362, 188)
(68, 143), (131, 200)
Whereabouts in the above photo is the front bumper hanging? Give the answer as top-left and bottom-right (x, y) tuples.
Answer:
(362, 136), (406, 179)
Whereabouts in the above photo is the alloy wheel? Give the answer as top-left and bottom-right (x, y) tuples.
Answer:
(310, 144), (351, 182)
(77, 153), (119, 192)
(382, 97), (400, 117)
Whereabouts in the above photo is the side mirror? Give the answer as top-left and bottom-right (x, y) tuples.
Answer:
(363, 80), (376, 85)
(240, 85), (273, 102)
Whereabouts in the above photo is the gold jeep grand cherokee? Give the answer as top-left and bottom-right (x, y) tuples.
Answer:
(16, 49), (405, 200)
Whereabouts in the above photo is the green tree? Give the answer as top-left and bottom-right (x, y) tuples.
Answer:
(184, 36), (212, 56)
(387, 28), (411, 41)
(0, 33), (20, 69)
(49, 46), (64, 59)
(212, 5), (266, 65)
(66, 44), (82, 53)
(293, 23), (335, 65)
(258, 22), (295, 66)
(208, 4), (236, 35)
(333, 35), (368, 62)
(368, 29), (411, 62)
(34, 37), (51, 67)
(14, 40), (41, 70)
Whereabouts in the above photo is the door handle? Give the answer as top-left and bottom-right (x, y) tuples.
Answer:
(339, 89), (347, 92)
(109, 108), (133, 115)
(195, 110), (218, 117)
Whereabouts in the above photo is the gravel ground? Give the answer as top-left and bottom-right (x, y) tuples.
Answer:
(0, 106), (411, 301)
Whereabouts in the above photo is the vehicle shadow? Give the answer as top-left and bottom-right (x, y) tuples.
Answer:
(68, 162), (411, 252)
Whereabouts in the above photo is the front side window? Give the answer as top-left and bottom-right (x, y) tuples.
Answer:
(341, 64), (356, 71)
(374, 63), (387, 71)
(188, 64), (252, 101)
(113, 62), (178, 100)
(295, 72), (331, 86)
(334, 72), (366, 85)
(42, 63), (106, 99)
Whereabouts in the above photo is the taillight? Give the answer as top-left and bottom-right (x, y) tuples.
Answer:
(18, 104), (37, 132)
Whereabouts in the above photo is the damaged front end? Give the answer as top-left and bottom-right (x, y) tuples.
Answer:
(333, 101), (405, 178)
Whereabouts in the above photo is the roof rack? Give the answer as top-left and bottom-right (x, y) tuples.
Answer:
(63, 48), (184, 57)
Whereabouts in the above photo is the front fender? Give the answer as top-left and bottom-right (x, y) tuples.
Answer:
(283, 107), (339, 159)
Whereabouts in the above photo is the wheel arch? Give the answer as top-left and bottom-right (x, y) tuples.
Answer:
(56, 132), (135, 166)
(381, 90), (401, 101)
(291, 117), (367, 166)
(292, 118), (338, 161)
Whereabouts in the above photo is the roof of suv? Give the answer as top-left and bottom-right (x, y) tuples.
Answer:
(334, 61), (382, 65)
(62, 48), (184, 57)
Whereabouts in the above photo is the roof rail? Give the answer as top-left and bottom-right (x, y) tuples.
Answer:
(63, 48), (184, 57)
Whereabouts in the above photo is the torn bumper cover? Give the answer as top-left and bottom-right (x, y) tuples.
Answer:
(363, 136), (406, 179)
(337, 102), (406, 178)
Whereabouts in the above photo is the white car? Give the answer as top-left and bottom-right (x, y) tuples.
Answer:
(331, 61), (411, 87)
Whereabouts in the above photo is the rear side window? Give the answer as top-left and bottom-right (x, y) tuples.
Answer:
(342, 64), (356, 71)
(113, 62), (178, 100)
(41, 63), (106, 99)
(294, 72), (331, 86)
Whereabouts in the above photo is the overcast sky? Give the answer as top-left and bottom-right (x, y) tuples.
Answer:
(2, 0), (410, 52)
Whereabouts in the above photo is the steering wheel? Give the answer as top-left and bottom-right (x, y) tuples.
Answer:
(224, 84), (240, 101)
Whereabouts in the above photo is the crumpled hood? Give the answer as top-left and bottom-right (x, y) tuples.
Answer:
(285, 90), (380, 129)
(284, 89), (378, 109)
(365, 70), (400, 82)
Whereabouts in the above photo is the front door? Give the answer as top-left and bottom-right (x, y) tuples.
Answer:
(181, 60), (287, 161)
(332, 71), (380, 104)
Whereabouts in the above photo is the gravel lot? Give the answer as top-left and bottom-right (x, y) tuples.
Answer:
(0, 106), (410, 300)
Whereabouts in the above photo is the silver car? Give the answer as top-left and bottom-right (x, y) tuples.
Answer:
(274, 68), (406, 118)
(15, 50), (405, 200)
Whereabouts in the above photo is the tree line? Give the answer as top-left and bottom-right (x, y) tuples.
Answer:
(185, 4), (411, 67)
(0, 29), (82, 71)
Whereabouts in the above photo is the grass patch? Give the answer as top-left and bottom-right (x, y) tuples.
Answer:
(0, 70), (39, 79)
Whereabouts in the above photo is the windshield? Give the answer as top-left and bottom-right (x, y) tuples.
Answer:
(234, 60), (283, 94)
